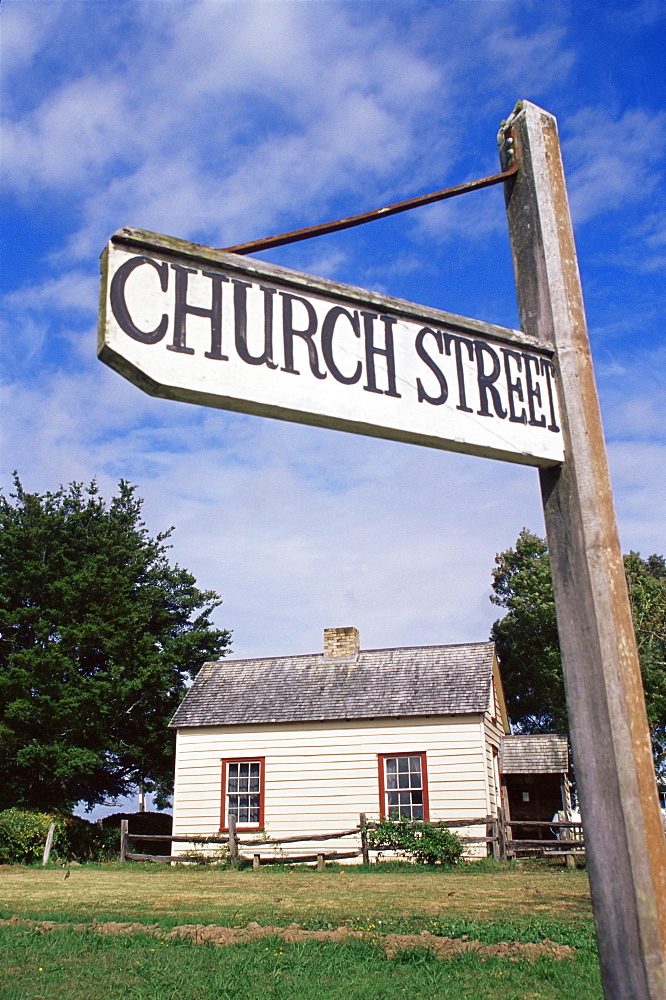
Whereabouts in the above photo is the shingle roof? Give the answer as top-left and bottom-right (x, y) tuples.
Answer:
(169, 641), (496, 728)
(500, 735), (569, 774)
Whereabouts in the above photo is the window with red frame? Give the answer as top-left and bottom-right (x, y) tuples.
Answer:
(378, 752), (429, 820)
(221, 758), (264, 830)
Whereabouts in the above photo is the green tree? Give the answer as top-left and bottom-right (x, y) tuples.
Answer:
(490, 530), (565, 733)
(0, 475), (231, 812)
(624, 551), (666, 773)
(490, 530), (666, 776)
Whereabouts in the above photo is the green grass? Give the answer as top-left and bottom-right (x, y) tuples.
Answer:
(0, 926), (602, 1000)
(0, 863), (602, 999)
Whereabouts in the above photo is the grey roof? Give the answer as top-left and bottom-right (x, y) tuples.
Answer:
(501, 735), (569, 774)
(169, 641), (496, 728)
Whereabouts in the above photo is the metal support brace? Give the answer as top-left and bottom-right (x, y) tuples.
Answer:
(222, 144), (518, 255)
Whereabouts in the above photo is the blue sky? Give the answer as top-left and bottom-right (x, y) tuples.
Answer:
(2, 1), (665, 676)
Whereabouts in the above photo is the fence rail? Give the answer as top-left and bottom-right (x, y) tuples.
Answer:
(119, 811), (585, 866)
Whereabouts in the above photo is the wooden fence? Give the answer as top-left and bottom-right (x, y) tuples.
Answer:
(120, 811), (585, 867)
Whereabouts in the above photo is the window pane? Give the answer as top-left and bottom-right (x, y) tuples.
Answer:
(384, 755), (427, 821)
(226, 761), (262, 826)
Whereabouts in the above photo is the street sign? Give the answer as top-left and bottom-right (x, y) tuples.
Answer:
(99, 228), (564, 467)
(97, 100), (666, 997)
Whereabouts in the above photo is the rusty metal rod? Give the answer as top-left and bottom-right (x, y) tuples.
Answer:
(222, 152), (518, 256)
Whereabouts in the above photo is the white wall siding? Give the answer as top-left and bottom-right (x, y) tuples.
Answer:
(483, 713), (504, 816)
(172, 714), (496, 859)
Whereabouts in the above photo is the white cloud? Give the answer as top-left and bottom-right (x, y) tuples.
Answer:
(564, 107), (666, 224)
(1, 354), (548, 659)
(411, 183), (507, 245)
(4, 271), (98, 312)
(2, 76), (135, 191)
(0, 1), (60, 84)
(608, 441), (666, 557)
(596, 342), (666, 441)
(3, 0), (664, 667)
(480, 23), (575, 93)
(0, 2), (456, 273)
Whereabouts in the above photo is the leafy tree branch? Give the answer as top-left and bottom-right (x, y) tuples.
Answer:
(490, 529), (666, 776)
(0, 475), (232, 812)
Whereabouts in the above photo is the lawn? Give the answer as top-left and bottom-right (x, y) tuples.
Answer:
(0, 862), (602, 999)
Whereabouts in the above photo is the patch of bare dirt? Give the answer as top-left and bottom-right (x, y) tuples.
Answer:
(0, 916), (575, 960)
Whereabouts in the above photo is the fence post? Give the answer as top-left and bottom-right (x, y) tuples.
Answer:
(253, 853), (260, 870)
(120, 819), (129, 863)
(228, 815), (238, 865)
(42, 822), (56, 865)
(316, 854), (325, 872)
(486, 816), (500, 860)
(360, 813), (369, 865)
(497, 809), (507, 863)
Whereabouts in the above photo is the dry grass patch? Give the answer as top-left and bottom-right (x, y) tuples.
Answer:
(0, 863), (592, 928)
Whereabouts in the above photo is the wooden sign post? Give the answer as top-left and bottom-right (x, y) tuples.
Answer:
(501, 101), (666, 1000)
(98, 99), (666, 1000)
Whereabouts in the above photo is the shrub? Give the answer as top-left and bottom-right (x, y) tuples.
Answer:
(61, 814), (106, 860)
(0, 809), (67, 864)
(0, 809), (113, 863)
(367, 818), (463, 865)
(100, 811), (172, 858)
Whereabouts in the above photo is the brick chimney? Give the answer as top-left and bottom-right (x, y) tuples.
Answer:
(323, 626), (360, 661)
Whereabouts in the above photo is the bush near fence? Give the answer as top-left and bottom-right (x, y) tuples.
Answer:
(368, 818), (464, 865)
(0, 809), (173, 864)
(0, 809), (100, 864)
(99, 811), (172, 858)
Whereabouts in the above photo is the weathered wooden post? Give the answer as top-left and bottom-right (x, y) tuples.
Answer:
(228, 815), (238, 866)
(485, 815), (495, 860)
(497, 808), (507, 864)
(120, 819), (129, 863)
(252, 853), (260, 871)
(500, 100), (666, 1000)
(316, 853), (325, 872)
(42, 822), (56, 866)
(360, 813), (370, 865)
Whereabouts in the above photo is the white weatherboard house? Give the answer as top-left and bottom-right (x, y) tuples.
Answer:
(169, 627), (510, 860)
